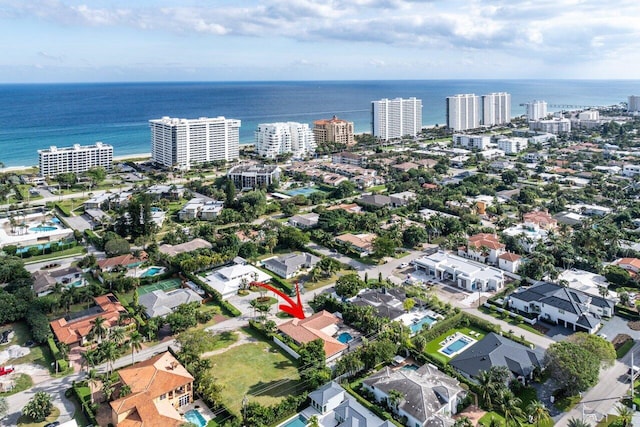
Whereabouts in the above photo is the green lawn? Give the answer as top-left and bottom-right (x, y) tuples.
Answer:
(17, 406), (60, 427)
(22, 245), (86, 264)
(423, 326), (487, 364)
(616, 338), (635, 358)
(2, 322), (53, 370)
(478, 306), (543, 336)
(0, 373), (33, 397)
(206, 341), (301, 414)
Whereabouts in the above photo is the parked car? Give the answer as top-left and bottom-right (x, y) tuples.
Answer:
(0, 329), (14, 344)
(397, 262), (409, 269)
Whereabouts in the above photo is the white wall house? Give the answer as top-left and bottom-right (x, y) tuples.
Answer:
(453, 134), (491, 150)
(412, 252), (505, 292)
(623, 164), (640, 177)
(508, 282), (614, 334)
(497, 137), (528, 155)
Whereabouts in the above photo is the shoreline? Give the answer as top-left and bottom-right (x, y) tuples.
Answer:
(0, 153), (153, 173)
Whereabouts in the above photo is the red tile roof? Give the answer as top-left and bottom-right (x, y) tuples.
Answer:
(467, 233), (505, 251)
(50, 293), (128, 346)
(277, 310), (347, 358)
(499, 252), (522, 262)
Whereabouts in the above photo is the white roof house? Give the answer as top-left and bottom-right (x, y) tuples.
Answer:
(203, 263), (271, 299)
(412, 251), (505, 292)
(139, 288), (203, 318)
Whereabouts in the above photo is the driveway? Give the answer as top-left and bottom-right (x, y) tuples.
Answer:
(598, 315), (640, 341)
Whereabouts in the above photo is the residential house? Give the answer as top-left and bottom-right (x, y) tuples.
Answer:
(327, 203), (363, 215)
(507, 282), (614, 333)
(32, 266), (85, 296)
(83, 193), (112, 210)
(497, 252), (522, 274)
(332, 151), (367, 167)
(276, 310), (347, 361)
(459, 233), (506, 264)
(412, 251), (505, 292)
(392, 162), (420, 172)
(110, 352), (194, 427)
(389, 191), (417, 207)
(557, 268), (616, 300)
(178, 198), (224, 221)
(262, 252), (320, 279)
(294, 381), (394, 427)
(449, 333), (543, 384)
(359, 194), (392, 208)
(613, 257), (640, 276)
(566, 203), (612, 216)
(523, 210), (557, 230)
(288, 213), (319, 229)
(97, 251), (148, 272)
(363, 364), (465, 427)
(352, 288), (407, 321)
(502, 223), (549, 253)
(50, 293), (129, 348)
(203, 260), (271, 299)
(145, 184), (185, 200)
(139, 288), (203, 318)
(158, 238), (213, 257)
(336, 233), (377, 257)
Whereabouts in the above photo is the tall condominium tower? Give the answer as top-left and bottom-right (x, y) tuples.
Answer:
(482, 92), (511, 126)
(629, 96), (640, 113)
(313, 116), (354, 145)
(149, 116), (240, 170)
(524, 101), (548, 121)
(371, 97), (422, 140)
(446, 94), (481, 131)
(38, 142), (113, 177)
(255, 122), (316, 159)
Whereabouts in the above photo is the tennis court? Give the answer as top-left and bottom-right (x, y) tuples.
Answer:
(138, 278), (182, 295)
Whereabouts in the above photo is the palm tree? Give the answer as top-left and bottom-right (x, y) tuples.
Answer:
(527, 400), (550, 427)
(128, 331), (143, 364)
(109, 326), (126, 345)
(476, 370), (498, 409)
(86, 368), (101, 404)
(566, 418), (592, 427)
(616, 404), (633, 427)
(307, 415), (320, 427)
(97, 341), (119, 376)
(453, 417), (473, 427)
(495, 389), (523, 427)
(88, 316), (108, 344)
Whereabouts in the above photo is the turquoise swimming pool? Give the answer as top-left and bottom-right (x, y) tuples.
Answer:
(142, 267), (163, 277)
(30, 226), (58, 232)
(281, 414), (308, 427)
(183, 409), (206, 427)
(441, 336), (474, 356)
(286, 187), (321, 197)
(337, 332), (353, 343)
(409, 315), (437, 333)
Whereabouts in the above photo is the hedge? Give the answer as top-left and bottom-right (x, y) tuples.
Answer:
(55, 202), (72, 217)
(341, 382), (403, 426)
(73, 383), (98, 425)
(615, 305), (640, 320)
(184, 272), (241, 317)
(47, 338), (62, 360)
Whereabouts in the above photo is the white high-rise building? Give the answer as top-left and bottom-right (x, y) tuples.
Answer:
(629, 96), (640, 113)
(525, 101), (548, 121)
(255, 122), (316, 159)
(149, 116), (240, 170)
(38, 142), (113, 177)
(482, 92), (511, 126)
(371, 97), (422, 140)
(446, 94), (481, 131)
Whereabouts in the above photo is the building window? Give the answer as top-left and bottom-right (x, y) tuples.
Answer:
(178, 395), (190, 407)
(558, 309), (565, 314)
(159, 393), (166, 400)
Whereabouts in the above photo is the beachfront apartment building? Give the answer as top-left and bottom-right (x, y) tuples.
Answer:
(38, 142), (113, 177)
(524, 100), (548, 121)
(497, 137), (528, 154)
(446, 94), (481, 131)
(482, 92), (511, 126)
(453, 134), (492, 150)
(255, 122), (316, 159)
(149, 116), (240, 170)
(371, 97), (422, 140)
(313, 115), (354, 145)
(628, 96), (640, 113)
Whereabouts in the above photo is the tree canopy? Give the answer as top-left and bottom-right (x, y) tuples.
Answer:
(544, 341), (600, 395)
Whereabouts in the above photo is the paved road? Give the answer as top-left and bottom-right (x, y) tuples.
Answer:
(554, 342), (640, 426)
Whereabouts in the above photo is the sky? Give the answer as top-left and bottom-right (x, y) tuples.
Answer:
(1, 0), (639, 82)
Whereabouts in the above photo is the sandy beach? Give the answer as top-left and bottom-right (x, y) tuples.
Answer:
(0, 153), (152, 174)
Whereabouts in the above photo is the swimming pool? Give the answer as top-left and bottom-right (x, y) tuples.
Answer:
(441, 336), (474, 357)
(402, 364), (420, 371)
(409, 316), (437, 333)
(183, 409), (207, 427)
(30, 226), (58, 232)
(280, 414), (308, 427)
(142, 267), (163, 277)
(286, 187), (321, 197)
(337, 332), (353, 343)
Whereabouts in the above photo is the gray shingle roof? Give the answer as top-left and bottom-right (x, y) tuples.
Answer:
(449, 333), (543, 379)
(139, 288), (203, 318)
(511, 281), (613, 314)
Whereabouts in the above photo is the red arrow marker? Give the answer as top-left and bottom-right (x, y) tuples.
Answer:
(251, 281), (306, 320)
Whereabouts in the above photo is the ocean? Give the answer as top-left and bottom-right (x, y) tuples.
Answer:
(0, 80), (637, 167)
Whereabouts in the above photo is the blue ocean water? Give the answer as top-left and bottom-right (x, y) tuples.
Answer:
(0, 80), (637, 167)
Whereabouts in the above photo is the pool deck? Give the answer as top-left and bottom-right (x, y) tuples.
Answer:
(181, 399), (216, 424)
(437, 332), (477, 358)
